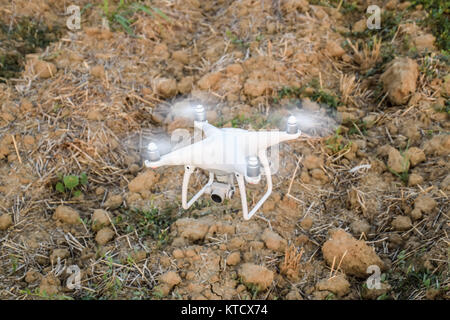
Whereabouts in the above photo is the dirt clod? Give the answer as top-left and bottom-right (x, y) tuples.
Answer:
(53, 205), (80, 225)
(238, 263), (274, 291)
(408, 173), (424, 186)
(322, 229), (384, 278)
(405, 147), (426, 167)
(128, 170), (158, 194)
(90, 65), (105, 79)
(103, 194), (123, 210)
(156, 78), (178, 98)
(95, 227), (115, 245)
(413, 195), (437, 216)
(39, 275), (60, 296)
(391, 216), (412, 231)
(50, 248), (69, 264)
(261, 229), (287, 252)
(0, 214), (13, 230)
(361, 282), (392, 300)
(226, 251), (241, 266)
(350, 219), (371, 236)
(380, 57), (419, 105)
(160, 271), (181, 288)
(28, 59), (57, 78)
(175, 217), (211, 242)
(387, 147), (409, 173)
(92, 209), (111, 232)
(316, 275), (350, 297)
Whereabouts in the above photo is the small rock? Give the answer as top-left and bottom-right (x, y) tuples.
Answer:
(95, 227), (115, 245)
(408, 173), (424, 186)
(0, 214), (13, 230)
(92, 209), (111, 231)
(238, 263), (274, 291)
(261, 229), (287, 253)
(50, 248), (70, 265)
(391, 216), (412, 231)
(380, 57), (419, 105)
(226, 251), (241, 266)
(316, 275), (350, 297)
(160, 271), (181, 288)
(387, 147), (409, 173)
(405, 147), (426, 167)
(128, 170), (158, 194)
(322, 229), (384, 278)
(350, 219), (371, 236)
(53, 205), (80, 224)
(103, 194), (123, 209)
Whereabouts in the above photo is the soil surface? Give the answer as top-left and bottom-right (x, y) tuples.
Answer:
(0, 0), (448, 300)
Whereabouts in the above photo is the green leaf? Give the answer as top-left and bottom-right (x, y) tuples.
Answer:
(133, 3), (154, 17)
(73, 190), (82, 198)
(63, 175), (79, 190)
(114, 14), (135, 36)
(80, 3), (93, 16)
(55, 182), (65, 193)
(80, 172), (88, 186)
(152, 7), (170, 21)
(103, 0), (109, 16)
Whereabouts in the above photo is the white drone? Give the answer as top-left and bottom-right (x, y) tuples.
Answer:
(144, 105), (301, 220)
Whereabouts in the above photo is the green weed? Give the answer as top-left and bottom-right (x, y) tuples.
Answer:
(102, 0), (169, 36)
(55, 172), (88, 198)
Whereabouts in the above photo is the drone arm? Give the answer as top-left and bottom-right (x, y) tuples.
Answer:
(182, 165), (214, 209)
(236, 150), (273, 220)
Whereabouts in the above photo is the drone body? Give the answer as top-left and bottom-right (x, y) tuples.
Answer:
(145, 105), (301, 220)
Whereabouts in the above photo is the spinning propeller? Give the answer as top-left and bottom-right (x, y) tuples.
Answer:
(144, 102), (337, 220)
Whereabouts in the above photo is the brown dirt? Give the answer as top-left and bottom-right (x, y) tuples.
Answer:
(0, 0), (448, 300)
